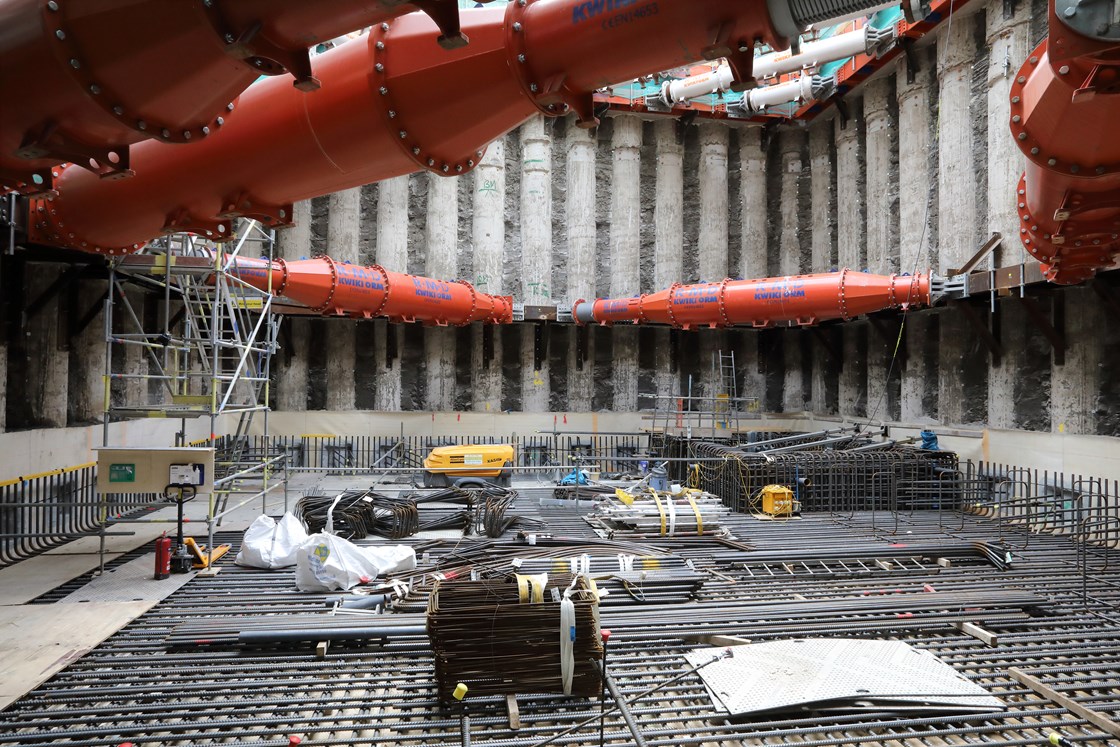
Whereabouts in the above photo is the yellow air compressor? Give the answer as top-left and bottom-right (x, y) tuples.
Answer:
(422, 444), (515, 488)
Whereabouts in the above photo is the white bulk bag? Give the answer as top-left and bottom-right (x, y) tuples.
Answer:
(235, 513), (309, 569)
(294, 533), (416, 592)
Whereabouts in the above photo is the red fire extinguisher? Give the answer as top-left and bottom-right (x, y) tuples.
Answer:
(154, 532), (171, 580)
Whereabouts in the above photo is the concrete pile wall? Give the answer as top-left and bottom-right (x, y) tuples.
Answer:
(2, 0), (1119, 439)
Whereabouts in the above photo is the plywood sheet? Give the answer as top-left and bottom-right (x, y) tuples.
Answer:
(0, 601), (154, 710)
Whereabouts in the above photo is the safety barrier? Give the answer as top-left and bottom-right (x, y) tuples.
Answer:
(0, 462), (160, 568)
(228, 433), (652, 476)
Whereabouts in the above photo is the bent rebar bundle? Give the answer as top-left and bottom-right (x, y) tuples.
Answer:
(426, 574), (603, 702)
(295, 486), (540, 540)
(685, 441), (961, 514)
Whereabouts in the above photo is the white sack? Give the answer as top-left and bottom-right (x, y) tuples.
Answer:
(295, 533), (417, 592)
(235, 513), (309, 569)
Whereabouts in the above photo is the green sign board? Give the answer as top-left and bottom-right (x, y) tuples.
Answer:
(108, 463), (136, 483)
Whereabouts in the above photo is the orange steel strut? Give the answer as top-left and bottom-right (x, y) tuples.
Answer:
(0, 0), (484, 194)
(226, 255), (513, 325)
(572, 271), (932, 329)
(24, 0), (795, 255)
(1010, 1), (1120, 284)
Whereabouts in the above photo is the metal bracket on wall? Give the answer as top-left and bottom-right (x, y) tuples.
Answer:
(69, 287), (109, 340)
(385, 322), (398, 370)
(533, 322), (549, 372)
(575, 323), (588, 371)
(1091, 278), (1120, 321)
(952, 299), (1003, 366)
(901, 38), (920, 85)
(1016, 294), (1065, 366)
(809, 325), (840, 362)
(483, 324), (495, 368)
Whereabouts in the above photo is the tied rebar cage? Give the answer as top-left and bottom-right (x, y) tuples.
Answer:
(681, 440), (962, 516)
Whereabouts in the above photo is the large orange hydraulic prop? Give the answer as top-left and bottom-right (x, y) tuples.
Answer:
(22, 0), (818, 255)
(0, 0), (482, 194)
(1010, 1), (1120, 284)
(572, 270), (932, 329)
(227, 255), (513, 325)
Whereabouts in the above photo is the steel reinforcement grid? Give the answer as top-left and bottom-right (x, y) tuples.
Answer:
(0, 463), (160, 568)
(3, 498), (1120, 746)
(683, 440), (966, 514)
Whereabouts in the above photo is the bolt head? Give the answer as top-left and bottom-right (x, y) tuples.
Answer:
(379, 86), (388, 95)
(375, 63), (384, 72)
(55, 29), (65, 40)
(47, 1), (58, 10)
(513, 22), (522, 31)
(216, 116), (224, 125)
(89, 84), (101, 94)
(399, 130), (407, 138)
(69, 58), (80, 68)
(1048, 158), (1057, 166)
(1059, 65), (1070, 75)
(161, 128), (170, 138)
(112, 105), (123, 115)
(381, 22), (389, 30)
(412, 146), (421, 155)
(376, 41), (385, 50)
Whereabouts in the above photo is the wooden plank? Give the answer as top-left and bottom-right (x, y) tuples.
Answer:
(936, 557), (953, 568)
(506, 694), (521, 731)
(1008, 667), (1120, 739)
(953, 621), (999, 646)
(0, 601), (155, 709)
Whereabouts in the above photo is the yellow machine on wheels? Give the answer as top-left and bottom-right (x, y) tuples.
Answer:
(421, 445), (515, 488)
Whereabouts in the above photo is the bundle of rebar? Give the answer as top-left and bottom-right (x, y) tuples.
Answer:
(426, 574), (603, 701)
(587, 489), (730, 537)
(296, 486), (539, 540)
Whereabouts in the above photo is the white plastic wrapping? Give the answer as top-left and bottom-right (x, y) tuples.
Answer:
(235, 513), (309, 569)
(294, 533), (417, 592)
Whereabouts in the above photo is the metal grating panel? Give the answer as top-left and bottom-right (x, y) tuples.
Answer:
(686, 638), (1005, 717)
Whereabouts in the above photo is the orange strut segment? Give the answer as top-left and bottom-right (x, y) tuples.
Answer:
(0, 0), (481, 193)
(1009, 9), (1120, 285)
(25, 0), (793, 255)
(572, 271), (931, 329)
(228, 256), (513, 325)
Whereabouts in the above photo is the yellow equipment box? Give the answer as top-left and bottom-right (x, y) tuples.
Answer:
(759, 484), (800, 517)
(422, 444), (515, 487)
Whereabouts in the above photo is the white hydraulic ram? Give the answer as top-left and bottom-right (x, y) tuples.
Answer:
(660, 18), (898, 106)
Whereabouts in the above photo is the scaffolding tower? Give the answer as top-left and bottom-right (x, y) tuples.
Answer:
(643, 349), (760, 438)
(103, 220), (279, 457)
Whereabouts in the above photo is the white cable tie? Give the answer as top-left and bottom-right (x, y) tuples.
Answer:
(667, 496), (678, 537)
(579, 553), (591, 575)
